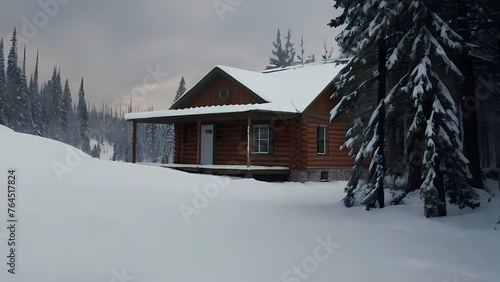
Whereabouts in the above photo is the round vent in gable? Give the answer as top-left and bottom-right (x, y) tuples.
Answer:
(218, 88), (229, 100)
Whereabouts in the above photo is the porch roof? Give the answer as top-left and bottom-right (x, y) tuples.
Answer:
(125, 102), (299, 123)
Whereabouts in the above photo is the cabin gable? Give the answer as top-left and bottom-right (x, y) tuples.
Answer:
(171, 68), (266, 109)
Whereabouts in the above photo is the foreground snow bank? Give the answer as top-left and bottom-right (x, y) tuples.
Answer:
(0, 126), (499, 282)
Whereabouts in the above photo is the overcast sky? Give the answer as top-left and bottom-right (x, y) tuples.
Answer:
(0, 0), (343, 111)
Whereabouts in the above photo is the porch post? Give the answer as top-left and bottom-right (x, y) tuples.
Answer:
(132, 120), (137, 163)
(179, 123), (184, 163)
(197, 120), (201, 165)
(247, 116), (252, 167)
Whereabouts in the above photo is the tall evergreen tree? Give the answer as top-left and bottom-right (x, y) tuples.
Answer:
(0, 38), (6, 125)
(456, 0), (485, 189)
(330, 0), (481, 216)
(284, 29), (296, 66)
(329, 0), (393, 209)
(387, 0), (479, 216)
(174, 77), (186, 102)
(30, 51), (43, 136)
(269, 28), (285, 67)
(16, 45), (32, 134)
(77, 78), (91, 154)
(61, 79), (72, 144)
(48, 67), (62, 140)
(6, 28), (23, 129)
(40, 80), (53, 132)
(6, 30), (31, 133)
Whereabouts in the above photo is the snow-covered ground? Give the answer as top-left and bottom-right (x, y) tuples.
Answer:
(0, 125), (499, 282)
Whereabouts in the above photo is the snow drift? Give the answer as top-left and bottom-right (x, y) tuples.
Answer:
(0, 125), (499, 282)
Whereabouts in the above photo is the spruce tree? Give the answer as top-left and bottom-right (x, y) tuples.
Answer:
(77, 78), (91, 154)
(16, 45), (32, 134)
(456, 0), (484, 189)
(330, 0), (481, 216)
(6, 28), (23, 129)
(329, 0), (392, 209)
(269, 29), (285, 67)
(30, 51), (43, 136)
(172, 77), (186, 162)
(386, 0), (480, 216)
(61, 79), (72, 144)
(40, 81), (50, 131)
(0, 38), (6, 125)
(174, 77), (186, 102)
(284, 29), (296, 66)
(48, 67), (62, 140)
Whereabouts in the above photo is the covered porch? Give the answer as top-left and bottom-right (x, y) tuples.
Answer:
(126, 104), (300, 179)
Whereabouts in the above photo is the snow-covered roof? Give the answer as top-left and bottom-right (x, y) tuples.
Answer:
(126, 60), (346, 121)
(214, 61), (345, 112)
(125, 103), (298, 121)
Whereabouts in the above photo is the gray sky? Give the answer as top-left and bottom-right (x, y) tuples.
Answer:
(0, 0), (343, 111)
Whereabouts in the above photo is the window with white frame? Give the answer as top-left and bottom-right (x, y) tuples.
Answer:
(252, 124), (270, 154)
(317, 126), (328, 155)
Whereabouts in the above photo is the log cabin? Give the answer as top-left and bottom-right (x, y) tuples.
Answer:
(125, 60), (354, 182)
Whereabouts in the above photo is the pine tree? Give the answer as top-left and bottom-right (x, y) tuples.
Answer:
(269, 29), (285, 67)
(468, 2), (500, 170)
(91, 143), (101, 159)
(30, 51), (43, 136)
(6, 28), (23, 130)
(284, 29), (296, 66)
(16, 45), (32, 134)
(61, 79), (72, 144)
(6, 31), (32, 133)
(456, 0), (485, 189)
(329, 0), (392, 209)
(77, 78), (90, 154)
(174, 77), (186, 102)
(40, 80), (53, 132)
(330, 0), (481, 216)
(48, 67), (62, 140)
(0, 38), (6, 125)
(385, 0), (480, 216)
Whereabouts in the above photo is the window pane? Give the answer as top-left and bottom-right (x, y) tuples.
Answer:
(318, 140), (325, 154)
(252, 124), (270, 153)
(317, 126), (327, 154)
(252, 139), (259, 152)
(260, 141), (269, 153)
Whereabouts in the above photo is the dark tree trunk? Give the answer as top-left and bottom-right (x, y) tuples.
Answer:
(434, 156), (447, 216)
(407, 130), (425, 193)
(497, 10), (500, 75)
(376, 37), (387, 208)
(457, 0), (485, 189)
(362, 37), (388, 210)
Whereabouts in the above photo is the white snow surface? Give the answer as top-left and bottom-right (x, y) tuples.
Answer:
(126, 61), (345, 121)
(1, 126), (499, 282)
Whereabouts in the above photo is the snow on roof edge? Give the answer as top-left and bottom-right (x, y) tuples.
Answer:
(125, 103), (299, 121)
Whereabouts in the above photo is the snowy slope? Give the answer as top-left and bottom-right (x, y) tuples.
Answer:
(0, 125), (499, 282)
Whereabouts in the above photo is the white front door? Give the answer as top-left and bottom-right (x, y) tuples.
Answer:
(200, 124), (214, 165)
